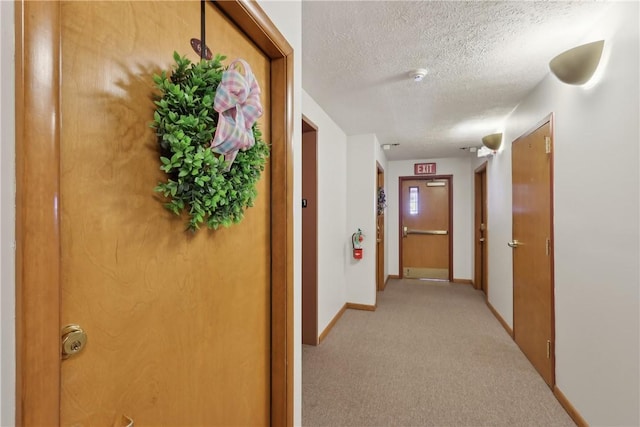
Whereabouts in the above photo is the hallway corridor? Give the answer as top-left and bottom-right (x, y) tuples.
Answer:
(302, 280), (573, 426)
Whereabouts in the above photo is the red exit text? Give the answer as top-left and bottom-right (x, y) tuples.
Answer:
(414, 163), (437, 175)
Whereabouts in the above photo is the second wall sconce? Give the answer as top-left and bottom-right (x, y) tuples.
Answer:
(481, 133), (503, 151)
(549, 40), (605, 85)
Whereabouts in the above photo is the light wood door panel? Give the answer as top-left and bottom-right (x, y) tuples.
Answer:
(60, 2), (270, 424)
(301, 124), (318, 345)
(376, 165), (385, 291)
(512, 120), (554, 387)
(474, 164), (488, 293)
(17, 1), (293, 425)
(401, 179), (450, 279)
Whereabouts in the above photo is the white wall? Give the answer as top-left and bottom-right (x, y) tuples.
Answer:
(301, 90), (348, 333)
(0, 1), (16, 424)
(386, 157), (474, 281)
(256, 1), (302, 424)
(485, 3), (639, 424)
(346, 134), (379, 306)
(477, 149), (514, 325)
(299, 102), (391, 313)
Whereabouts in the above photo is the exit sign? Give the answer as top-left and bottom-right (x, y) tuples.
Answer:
(414, 163), (437, 175)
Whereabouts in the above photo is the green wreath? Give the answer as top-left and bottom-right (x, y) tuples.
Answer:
(152, 52), (269, 231)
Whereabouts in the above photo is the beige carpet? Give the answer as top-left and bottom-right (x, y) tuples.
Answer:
(302, 279), (574, 426)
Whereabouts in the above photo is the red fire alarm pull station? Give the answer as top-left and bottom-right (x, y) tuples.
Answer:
(352, 229), (364, 260)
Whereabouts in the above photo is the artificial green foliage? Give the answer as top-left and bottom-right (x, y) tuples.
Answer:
(152, 52), (269, 231)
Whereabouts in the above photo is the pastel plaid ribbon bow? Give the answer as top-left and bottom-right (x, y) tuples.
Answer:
(210, 59), (263, 169)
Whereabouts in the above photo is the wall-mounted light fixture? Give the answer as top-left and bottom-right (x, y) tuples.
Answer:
(549, 40), (605, 85)
(481, 133), (502, 151)
(459, 147), (478, 153)
(477, 146), (494, 158)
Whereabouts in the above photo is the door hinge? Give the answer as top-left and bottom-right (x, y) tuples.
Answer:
(546, 238), (551, 256)
(546, 340), (552, 359)
(545, 136), (551, 154)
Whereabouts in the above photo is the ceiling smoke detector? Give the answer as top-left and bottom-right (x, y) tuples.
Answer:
(412, 68), (428, 82)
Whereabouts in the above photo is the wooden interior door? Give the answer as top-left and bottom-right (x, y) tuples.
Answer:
(60, 2), (271, 424)
(16, 1), (293, 425)
(376, 163), (385, 291)
(511, 119), (555, 387)
(474, 163), (488, 293)
(302, 119), (318, 345)
(400, 177), (452, 280)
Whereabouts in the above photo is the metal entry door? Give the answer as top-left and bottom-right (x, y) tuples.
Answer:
(401, 178), (450, 280)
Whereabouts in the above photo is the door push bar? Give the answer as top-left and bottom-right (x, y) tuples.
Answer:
(403, 226), (448, 237)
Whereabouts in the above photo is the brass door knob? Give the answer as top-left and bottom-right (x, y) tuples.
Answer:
(61, 324), (87, 359)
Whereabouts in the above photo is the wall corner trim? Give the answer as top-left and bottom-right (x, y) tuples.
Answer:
(553, 386), (588, 427)
(318, 304), (347, 344)
(346, 303), (376, 311)
(486, 300), (513, 337)
(318, 302), (378, 344)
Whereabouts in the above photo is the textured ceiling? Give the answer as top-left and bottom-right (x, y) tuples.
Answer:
(302, 1), (613, 160)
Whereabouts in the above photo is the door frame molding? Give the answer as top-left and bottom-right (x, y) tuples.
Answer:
(398, 175), (454, 281)
(14, 1), (294, 425)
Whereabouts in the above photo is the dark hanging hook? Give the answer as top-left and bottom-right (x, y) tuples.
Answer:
(200, 0), (206, 60)
(190, 0), (213, 60)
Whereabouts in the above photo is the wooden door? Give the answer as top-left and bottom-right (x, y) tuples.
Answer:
(15, 1), (293, 425)
(302, 119), (318, 345)
(400, 177), (452, 280)
(474, 163), (488, 293)
(511, 119), (555, 387)
(376, 164), (385, 291)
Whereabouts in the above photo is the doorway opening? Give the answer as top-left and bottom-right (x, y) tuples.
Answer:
(511, 115), (555, 387)
(302, 117), (318, 345)
(398, 175), (453, 282)
(376, 163), (386, 291)
(474, 162), (488, 294)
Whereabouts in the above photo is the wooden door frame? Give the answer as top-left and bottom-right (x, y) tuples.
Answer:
(301, 116), (318, 345)
(14, 1), (294, 425)
(376, 162), (385, 291)
(511, 113), (556, 387)
(398, 175), (454, 281)
(474, 162), (488, 293)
